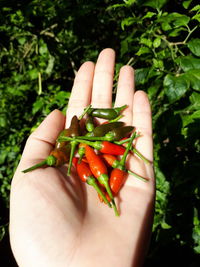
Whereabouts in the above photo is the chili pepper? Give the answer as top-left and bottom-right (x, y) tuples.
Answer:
(92, 121), (124, 137)
(109, 132), (136, 194)
(87, 105), (127, 120)
(22, 144), (71, 173)
(85, 116), (95, 132)
(55, 128), (71, 149)
(74, 160), (111, 207)
(67, 115), (82, 176)
(69, 115), (81, 137)
(102, 154), (148, 182)
(84, 144), (119, 216)
(105, 126), (135, 141)
(74, 139), (125, 155)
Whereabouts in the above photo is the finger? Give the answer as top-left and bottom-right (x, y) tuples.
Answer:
(124, 91), (154, 190)
(91, 48), (115, 108)
(132, 90), (153, 162)
(66, 61), (95, 127)
(17, 109), (65, 170)
(114, 65), (135, 125)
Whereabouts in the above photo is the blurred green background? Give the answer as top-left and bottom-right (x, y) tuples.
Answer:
(0, 0), (200, 265)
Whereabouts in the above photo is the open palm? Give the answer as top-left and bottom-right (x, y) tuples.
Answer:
(10, 49), (155, 267)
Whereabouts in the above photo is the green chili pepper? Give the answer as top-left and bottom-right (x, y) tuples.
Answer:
(92, 121), (124, 137)
(104, 126), (135, 141)
(85, 116), (95, 132)
(87, 105), (127, 120)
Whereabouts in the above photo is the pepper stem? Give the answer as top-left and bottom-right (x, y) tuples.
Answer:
(132, 147), (151, 164)
(127, 170), (149, 182)
(98, 173), (114, 201)
(119, 132), (136, 168)
(58, 135), (112, 142)
(108, 114), (123, 123)
(87, 177), (111, 208)
(111, 199), (120, 216)
(22, 159), (47, 173)
(67, 141), (78, 176)
(78, 104), (92, 120)
(22, 155), (57, 173)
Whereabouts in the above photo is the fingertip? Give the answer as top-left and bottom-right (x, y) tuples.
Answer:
(133, 91), (151, 113)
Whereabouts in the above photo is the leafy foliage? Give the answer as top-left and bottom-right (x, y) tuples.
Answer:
(0, 0), (200, 265)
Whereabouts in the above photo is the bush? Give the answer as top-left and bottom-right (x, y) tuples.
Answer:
(0, 0), (200, 265)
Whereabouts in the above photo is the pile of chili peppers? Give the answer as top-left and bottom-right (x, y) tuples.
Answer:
(22, 105), (150, 216)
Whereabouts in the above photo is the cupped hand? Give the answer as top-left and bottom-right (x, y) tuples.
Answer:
(10, 48), (155, 267)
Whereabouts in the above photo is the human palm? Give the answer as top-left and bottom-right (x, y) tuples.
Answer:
(10, 49), (155, 267)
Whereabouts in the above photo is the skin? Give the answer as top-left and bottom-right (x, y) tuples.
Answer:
(9, 48), (155, 267)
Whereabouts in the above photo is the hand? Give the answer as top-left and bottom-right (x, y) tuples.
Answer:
(10, 48), (155, 267)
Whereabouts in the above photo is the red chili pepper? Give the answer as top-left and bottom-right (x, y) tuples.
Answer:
(110, 168), (126, 194)
(101, 154), (120, 168)
(84, 144), (119, 216)
(74, 160), (111, 207)
(109, 132), (135, 194)
(75, 140), (125, 155)
(102, 154), (149, 183)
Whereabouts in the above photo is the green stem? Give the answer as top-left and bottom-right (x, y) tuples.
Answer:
(108, 114), (123, 123)
(111, 199), (119, 216)
(98, 174), (114, 201)
(87, 178), (111, 208)
(132, 147), (151, 164)
(22, 159), (47, 173)
(127, 170), (149, 182)
(119, 132), (136, 167)
(22, 155), (57, 173)
(58, 135), (111, 142)
(78, 104), (92, 120)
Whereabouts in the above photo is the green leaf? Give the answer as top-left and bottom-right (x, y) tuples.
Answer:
(192, 13), (200, 22)
(191, 5), (200, 12)
(55, 91), (71, 103)
(140, 37), (152, 47)
(189, 92), (200, 110)
(142, 11), (156, 20)
(143, 0), (167, 10)
(153, 58), (164, 69)
(182, 110), (200, 127)
(121, 17), (135, 30)
(153, 37), (161, 48)
(176, 56), (200, 71)
(182, 0), (192, 9)
(136, 47), (151, 56)
(135, 68), (149, 85)
(169, 27), (187, 37)
(28, 69), (38, 80)
(32, 99), (44, 114)
(188, 39), (200, 57)
(185, 69), (200, 90)
(164, 74), (189, 102)
(161, 221), (172, 229)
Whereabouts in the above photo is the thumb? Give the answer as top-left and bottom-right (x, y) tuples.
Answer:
(15, 109), (65, 174)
